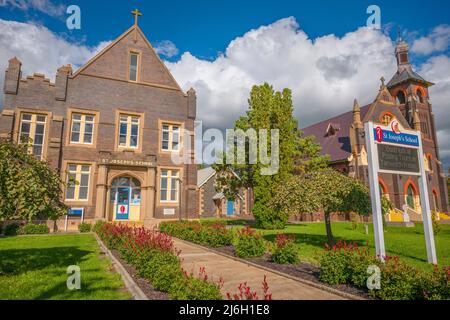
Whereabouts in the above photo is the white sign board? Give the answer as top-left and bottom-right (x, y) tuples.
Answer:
(365, 120), (437, 264)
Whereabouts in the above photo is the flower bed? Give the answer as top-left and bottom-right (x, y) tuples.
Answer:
(159, 221), (233, 247)
(96, 222), (223, 300)
(319, 240), (450, 300)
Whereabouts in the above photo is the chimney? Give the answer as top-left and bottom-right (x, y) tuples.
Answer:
(187, 87), (196, 120)
(4, 57), (22, 95)
(55, 64), (72, 101)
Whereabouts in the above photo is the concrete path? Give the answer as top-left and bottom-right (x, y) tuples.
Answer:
(174, 239), (348, 300)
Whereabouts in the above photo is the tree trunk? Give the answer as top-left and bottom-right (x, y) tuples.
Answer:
(324, 211), (334, 246)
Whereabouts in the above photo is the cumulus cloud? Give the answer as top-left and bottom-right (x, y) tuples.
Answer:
(0, 0), (65, 18)
(412, 25), (450, 55)
(418, 55), (450, 172)
(154, 40), (179, 58)
(167, 17), (397, 130)
(0, 19), (110, 104)
(0, 16), (449, 172)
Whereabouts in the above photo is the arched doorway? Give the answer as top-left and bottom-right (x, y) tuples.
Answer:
(110, 176), (141, 221)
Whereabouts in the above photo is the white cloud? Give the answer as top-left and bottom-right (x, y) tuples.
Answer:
(0, 17), (449, 172)
(411, 24), (450, 55)
(154, 40), (179, 58)
(0, 19), (110, 103)
(0, 0), (65, 18)
(167, 17), (397, 130)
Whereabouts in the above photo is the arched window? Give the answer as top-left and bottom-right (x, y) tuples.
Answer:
(396, 91), (406, 104)
(427, 155), (433, 172)
(432, 190), (439, 211)
(379, 181), (389, 200)
(380, 113), (393, 126)
(406, 184), (415, 209)
(416, 90), (424, 103)
(110, 176), (141, 203)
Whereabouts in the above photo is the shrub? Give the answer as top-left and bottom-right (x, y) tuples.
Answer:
(95, 222), (223, 299)
(271, 234), (299, 264)
(234, 226), (266, 258)
(19, 224), (50, 235)
(226, 275), (272, 300)
(3, 223), (20, 236)
(169, 267), (223, 300)
(319, 240), (450, 300)
(253, 202), (288, 230)
(92, 220), (107, 234)
(319, 241), (377, 286)
(159, 221), (233, 247)
(431, 211), (441, 236)
(78, 222), (92, 233)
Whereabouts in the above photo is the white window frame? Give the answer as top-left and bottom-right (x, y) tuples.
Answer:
(65, 164), (91, 201)
(18, 113), (46, 160)
(160, 169), (180, 203)
(129, 52), (139, 82)
(161, 123), (180, 152)
(70, 113), (95, 145)
(118, 115), (140, 149)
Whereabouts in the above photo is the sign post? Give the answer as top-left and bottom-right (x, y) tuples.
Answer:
(365, 120), (437, 264)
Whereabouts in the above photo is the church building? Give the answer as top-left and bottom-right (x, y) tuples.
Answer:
(303, 36), (449, 222)
(0, 11), (198, 229)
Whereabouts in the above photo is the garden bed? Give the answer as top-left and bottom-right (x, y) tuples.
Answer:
(109, 249), (169, 300)
(208, 245), (372, 299)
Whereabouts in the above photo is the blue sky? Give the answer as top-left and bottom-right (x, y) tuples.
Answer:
(1, 0), (450, 172)
(1, 0), (450, 61)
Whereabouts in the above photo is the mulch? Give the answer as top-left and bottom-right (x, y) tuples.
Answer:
(213, 245), (374, 300)
(109, 249), (169, 300)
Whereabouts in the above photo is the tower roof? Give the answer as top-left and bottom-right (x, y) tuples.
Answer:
(387, 68), (434, 88)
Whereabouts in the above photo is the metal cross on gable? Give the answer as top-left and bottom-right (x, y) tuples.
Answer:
(131, 9), (142, 26)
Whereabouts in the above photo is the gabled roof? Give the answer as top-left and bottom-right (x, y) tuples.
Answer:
(302, 105), (370, 162)
(387, 68), (434, 88)
(197, 167), (216, 188)
(71, 24), (183, 92)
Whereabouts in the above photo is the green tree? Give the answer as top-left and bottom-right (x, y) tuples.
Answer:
(215, 83), (328, 229)
(0, 138), (67, 222)
(269, 169), (374, 244)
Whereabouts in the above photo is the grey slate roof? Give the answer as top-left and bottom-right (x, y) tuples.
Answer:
(302, 105), (370, 162)
(197, 167), (216, 187)
(387, 68), (433, 88)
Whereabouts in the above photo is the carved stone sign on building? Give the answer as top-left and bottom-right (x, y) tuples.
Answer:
(100, 158), (155, 167)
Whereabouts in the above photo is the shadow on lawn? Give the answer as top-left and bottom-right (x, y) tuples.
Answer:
(262, 232), (367, 250)
(0, 247), (91, 275)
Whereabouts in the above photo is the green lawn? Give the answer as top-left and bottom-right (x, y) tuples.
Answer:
(202, 218), (450, 272)
(0, 234), (131, 300)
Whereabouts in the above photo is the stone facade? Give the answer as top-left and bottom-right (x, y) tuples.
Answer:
(303, 37), (449, 220)
(0, 22), (198, 228)
(197, 167), (252, 218)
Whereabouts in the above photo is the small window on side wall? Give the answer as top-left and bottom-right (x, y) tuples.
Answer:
(129, 52), (139, 82)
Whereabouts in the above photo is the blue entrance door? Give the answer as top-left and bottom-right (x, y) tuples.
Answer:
(116, 187), (130, 220)
(227, 200), (234, 216)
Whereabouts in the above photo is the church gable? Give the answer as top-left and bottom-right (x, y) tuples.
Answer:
(73, 26), (181, 91)
(362, 77), (411, 129)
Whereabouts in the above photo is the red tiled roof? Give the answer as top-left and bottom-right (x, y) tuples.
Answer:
(301, 105), (370, 162)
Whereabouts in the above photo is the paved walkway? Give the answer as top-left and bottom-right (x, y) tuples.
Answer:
(174, 239), (348, 300)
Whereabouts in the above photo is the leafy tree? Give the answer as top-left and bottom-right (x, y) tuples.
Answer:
(0, 138), (67, 222)
(269, 169), (375, 244)
(214, 83), (328, 229)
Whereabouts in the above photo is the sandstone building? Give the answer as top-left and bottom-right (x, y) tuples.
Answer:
(303, 36), (449, 222)
(0, 13), (198, 228)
